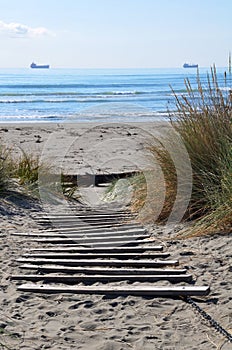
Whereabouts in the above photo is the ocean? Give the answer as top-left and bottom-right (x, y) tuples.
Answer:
(0, 67), (228, 123)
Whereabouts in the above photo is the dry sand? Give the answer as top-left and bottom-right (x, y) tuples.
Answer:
(0, 122), (161, 175)
(0, 123), (232, 350)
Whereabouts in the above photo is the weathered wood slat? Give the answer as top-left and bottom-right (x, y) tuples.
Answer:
(36, 210), (132, 216)
(38, 217), (130, 221)
(23, 252), (170, 259)
(39, 214), (134, 219)
(37, 223), (141, 232)
(38, 221), (131, 226)
(45, 223), (143, 232)
(54, 228), (146, 235)
(13, 233), (147, 239)
(17, 284), (210, 296)
(12, 228), (146, 238)
(17, 258), (179, 267)
(20, 264), (187, 275)
(53, 222), (141, 231)
(29, 235), (151, 244)
(38, 221), (133, 228)
(39, 221), (133, 226)
(11, 224), (144, 235)
(38, 222), (132, 228)
(34, 211), (131, 218)
(57, 209), (131, 214)
(11, 274), (193, 283)
(27, 238), (155, 246)
(20, 223), (143, 231)
(55, 223), (141, 230)
(40, 217), (132, 221)
(30, 245), (164, 253)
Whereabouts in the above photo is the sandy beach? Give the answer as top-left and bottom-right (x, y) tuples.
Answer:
(0, 122), (232, 350)
(0, 122), (168, 175)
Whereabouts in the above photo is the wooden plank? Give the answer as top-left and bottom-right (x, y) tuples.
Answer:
(13, 232), (146, 239)
(20, 264), (187, 275)
(15, 234), (150, 243)
(27, 238), (155, 246)
(43, 223), (143, 232)
(36, 223), (142, 229)
(37, 217), (133, 223)
(30, 245), (164, 253)
(17, 284), (210, 296)
(29, 234), (151, 244)
(17, 258), (179, 267)
(35, 225), (141, 233)
(12, 232), (146, 238)
(39, 214), (134, 219)
(34, 211), (131, 218)
(37, 217), (124, 221)
(11, 274), (193, 283)
(11, 224), (144, 235)
(53, 228), (146, 235)
(38, 221), (133, 228)
(36, 210), (134, 216)
(12, 228), (146, 238)
(38, 218), (133, 223)
(36, 211), (133, 216)
(22, 252), (170, 259)
(38, 223), (134, 229)
(39, 216), (133, 221)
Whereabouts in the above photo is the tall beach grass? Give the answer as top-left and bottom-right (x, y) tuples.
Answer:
(171, 66), (231, 236)
(131, 65), (232, 237)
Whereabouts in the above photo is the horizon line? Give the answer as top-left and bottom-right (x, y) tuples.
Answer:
(0, 65), (228, 70)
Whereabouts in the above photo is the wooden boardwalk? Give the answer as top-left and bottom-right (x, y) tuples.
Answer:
(11, 207), (210, 297)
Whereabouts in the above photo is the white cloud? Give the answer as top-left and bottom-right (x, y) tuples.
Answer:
(0, 20), (54, 38)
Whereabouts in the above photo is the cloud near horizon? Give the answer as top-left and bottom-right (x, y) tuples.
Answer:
(0, 20), (54, 38)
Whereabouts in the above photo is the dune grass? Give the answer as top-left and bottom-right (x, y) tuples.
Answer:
(0, 146), (14, 192)
(170, 66), (232, 236)
(15, 151), (41, 187)
(15, 152), (79, 199)
(0, 148), (79, 200)
(0, 147), (41, 193)
(0, 146), (8, 191)
(130, 65), (232, 237)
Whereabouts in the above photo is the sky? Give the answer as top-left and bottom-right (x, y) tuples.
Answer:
(0, 0), (231, 68)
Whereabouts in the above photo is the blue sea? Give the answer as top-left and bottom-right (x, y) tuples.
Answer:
(0, 67), (228, 123)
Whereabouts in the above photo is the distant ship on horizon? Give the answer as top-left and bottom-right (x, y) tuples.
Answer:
(30, 62), (50, 69)
(183, 63), (198, 68)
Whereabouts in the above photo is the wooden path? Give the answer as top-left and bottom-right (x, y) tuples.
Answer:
(11, 206), (210, 297)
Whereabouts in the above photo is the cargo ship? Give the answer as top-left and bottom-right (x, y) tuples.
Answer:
(30, 62), (50, 69)
(183, 63), (198, 68)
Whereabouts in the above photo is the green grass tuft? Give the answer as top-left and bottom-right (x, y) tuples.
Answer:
(15, 151), (41, 186)
(0, 148), (79, 201)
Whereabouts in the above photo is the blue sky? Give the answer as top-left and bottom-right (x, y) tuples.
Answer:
(0, 0), (231, 68)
